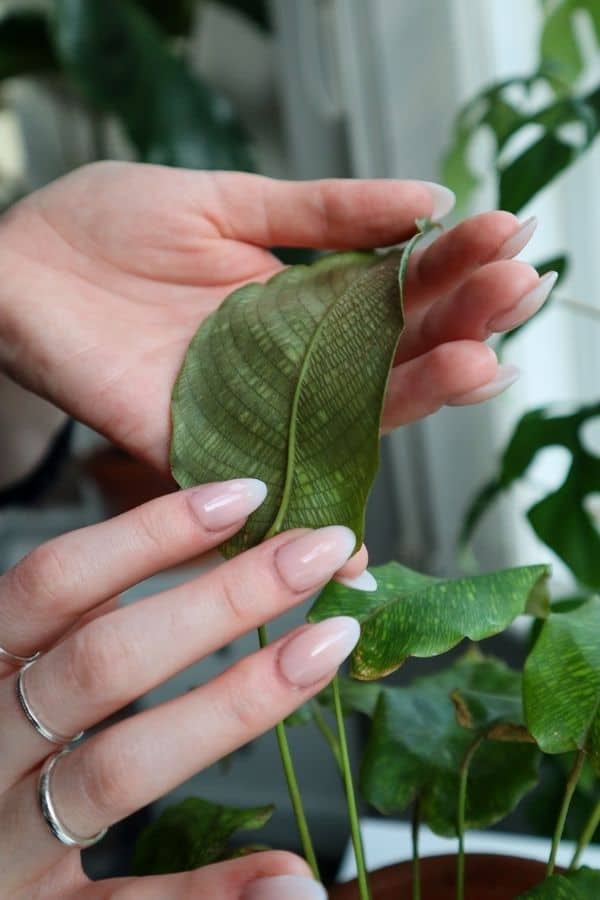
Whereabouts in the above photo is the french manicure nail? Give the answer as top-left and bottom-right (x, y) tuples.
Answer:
(446, 364), (521, 407)
(188, 478), (267, 531)
(335, 570), (378, 592)
(242, 875), (328, 900)
(275, 526), (356, 592)
(494, 216), (538, 260)
(279, 617), (361, 688)
(488, 270), (558, 333)
(416, 180), (456, 220)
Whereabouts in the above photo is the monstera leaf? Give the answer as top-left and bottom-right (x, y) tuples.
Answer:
(540, 0), (600, 85)
(461, 403), (600, 589)
(518, 868), (600, 898)
(524, 597), (600, 770)
(132, 796), (273, 875)
(360, 653), (540, 835)
(308, 561), (550, 679)
(171, 250), (407, 556)
(52, 0), (252, 170)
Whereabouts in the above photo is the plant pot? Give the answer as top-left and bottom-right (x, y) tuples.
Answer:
(329, 854), (552, 899)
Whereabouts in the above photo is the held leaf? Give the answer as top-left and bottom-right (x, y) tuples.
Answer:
(132, 796), (274, 875)
(308, 561), (550, 680)
(517, 867), (600, 898)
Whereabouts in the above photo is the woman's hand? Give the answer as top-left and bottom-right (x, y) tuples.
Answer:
(0, 162), (550, 472)
(0, 479), (365, 899)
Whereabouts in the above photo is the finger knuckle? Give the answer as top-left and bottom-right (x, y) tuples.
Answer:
(65, 619), (131, 702)
(11, 542), (70, 614)
(220, 661), (271, 734)
(79, 740), (131, 820)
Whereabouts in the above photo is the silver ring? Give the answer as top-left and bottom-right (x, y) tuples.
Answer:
(17, 658), (85, 745)
(39, 746), (108, 848)
(0, 643), (41, 667)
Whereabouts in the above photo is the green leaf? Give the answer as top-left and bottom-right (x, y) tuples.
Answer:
(139, 0), (197, 35)
(518, 867), (600, 898)
(0, 9), (58, 81)
(360, 653), (540, 835)
(540, 1), (600, 86)
(132, 796), (274, 875)
(52, 0), (252, 170)
(171, 251), (405, 555)
(524, 597), (600, 770)
(497, 254), (569, 353)
(460, 402), (600, 589)
(451, 687), (533, 742)
(308, 561), (550, 680)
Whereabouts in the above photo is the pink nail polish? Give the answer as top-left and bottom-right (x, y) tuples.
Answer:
(275, 526), (356, 592)
(495, 216), (538, 260)
(187, 479), (267, 531)
(488, 270), (558, 333)
(279, 617), (361, 688)
(446, 364), (520, 407)
(242, 875), (328, 899)
(415, 180), (456, 220)
(335, 570), (378, 592)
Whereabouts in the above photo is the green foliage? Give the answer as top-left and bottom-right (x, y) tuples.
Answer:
(540, 1), (600, 85)
(52, 0), (252, 169)
(524, 597), (600, 769)
(132, 796), (273, 875)
(308, 561), (550, 679)
(518, 867), (600, 898)
(360, 652), (540, 835)
(0, 9), (58, 80)
(170, 250), (405, 556)
(461, 403), (600, 589)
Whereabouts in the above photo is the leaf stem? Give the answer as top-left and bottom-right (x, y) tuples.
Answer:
(412, 796), (422, 900)
(332, 675), (371, 900)
(547, 750), (586, 878)
(456, 736), (484, 900)
(258, 625), (320, 880)
(570, 796), (600, 870)
(311, 701), (343, 772)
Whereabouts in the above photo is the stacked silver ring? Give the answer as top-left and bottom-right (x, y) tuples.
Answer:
(16, 658), (85, 745)
(0, 643), (41, 666)
(39, 747), (108, 848)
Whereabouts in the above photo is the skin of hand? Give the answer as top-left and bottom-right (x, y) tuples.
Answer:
(0, 479), (365, 900)
(0, 162), (551, 475)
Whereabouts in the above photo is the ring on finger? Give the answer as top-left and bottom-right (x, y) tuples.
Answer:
(39, 746), (108, 848)
(17, 658), (85, 745)
(0, 643), (41, 667)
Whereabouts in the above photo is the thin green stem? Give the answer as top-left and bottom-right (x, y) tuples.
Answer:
(456, 736), (484, 900)
(332, 675), (371, 900)
(311, 701), (343, 772)
(570, 796), (600, 870)
(258, 625), (320, 880)
(547, 750), (586, 878)
(412, 796), (422, 900)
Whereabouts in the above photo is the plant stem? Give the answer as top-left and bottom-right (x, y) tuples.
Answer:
(456, 736), (484, 900)
(312, 701), (343, 772)
(412, 796), (422, 900)
(570, 796), (600, 870)
(332, 675), (371, 900)
(258, 625), (320, 880)
(547, 750), (586, 878)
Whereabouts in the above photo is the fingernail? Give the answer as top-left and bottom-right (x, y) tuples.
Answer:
(242, 875), (328, 900)
(188, 478), (267, 531)
(446, 364), (521, 406)
(335, 570), (378, 592)
(279, 617), (361, 688)
(494, 216), (538, 260)
(416, 180), (456, 220)
(275, 526), (356, 592)
(488, 270), (558, 333)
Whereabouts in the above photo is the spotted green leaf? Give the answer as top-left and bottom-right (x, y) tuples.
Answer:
(524, 597), (600, 770)
(308, 561), (550, 680)
(360, 653), (540, 835)
(451, 687), (533, 742)
(518, 867), (600, 898)
(132, 796), (274, 875)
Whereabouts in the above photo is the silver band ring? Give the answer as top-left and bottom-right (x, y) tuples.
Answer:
(39, 746), (108, 848)
(0, 643), (41, 667)
(17, 658), (85, 745)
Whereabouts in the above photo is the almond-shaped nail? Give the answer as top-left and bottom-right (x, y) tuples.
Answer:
(279, 617), (361, 688)
(242, 875), (328, 900)
(416, 180), (456, 220)
(336, 570), (378, 592)
(446, 364), (521, 406)
(188, 478), (267, 531)
(488, 270), (558, 333)
(275, 526), (356, 592)
(495, 216), (538, 260)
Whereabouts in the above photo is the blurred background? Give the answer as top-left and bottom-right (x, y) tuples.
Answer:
(2, 0), (600, 882)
